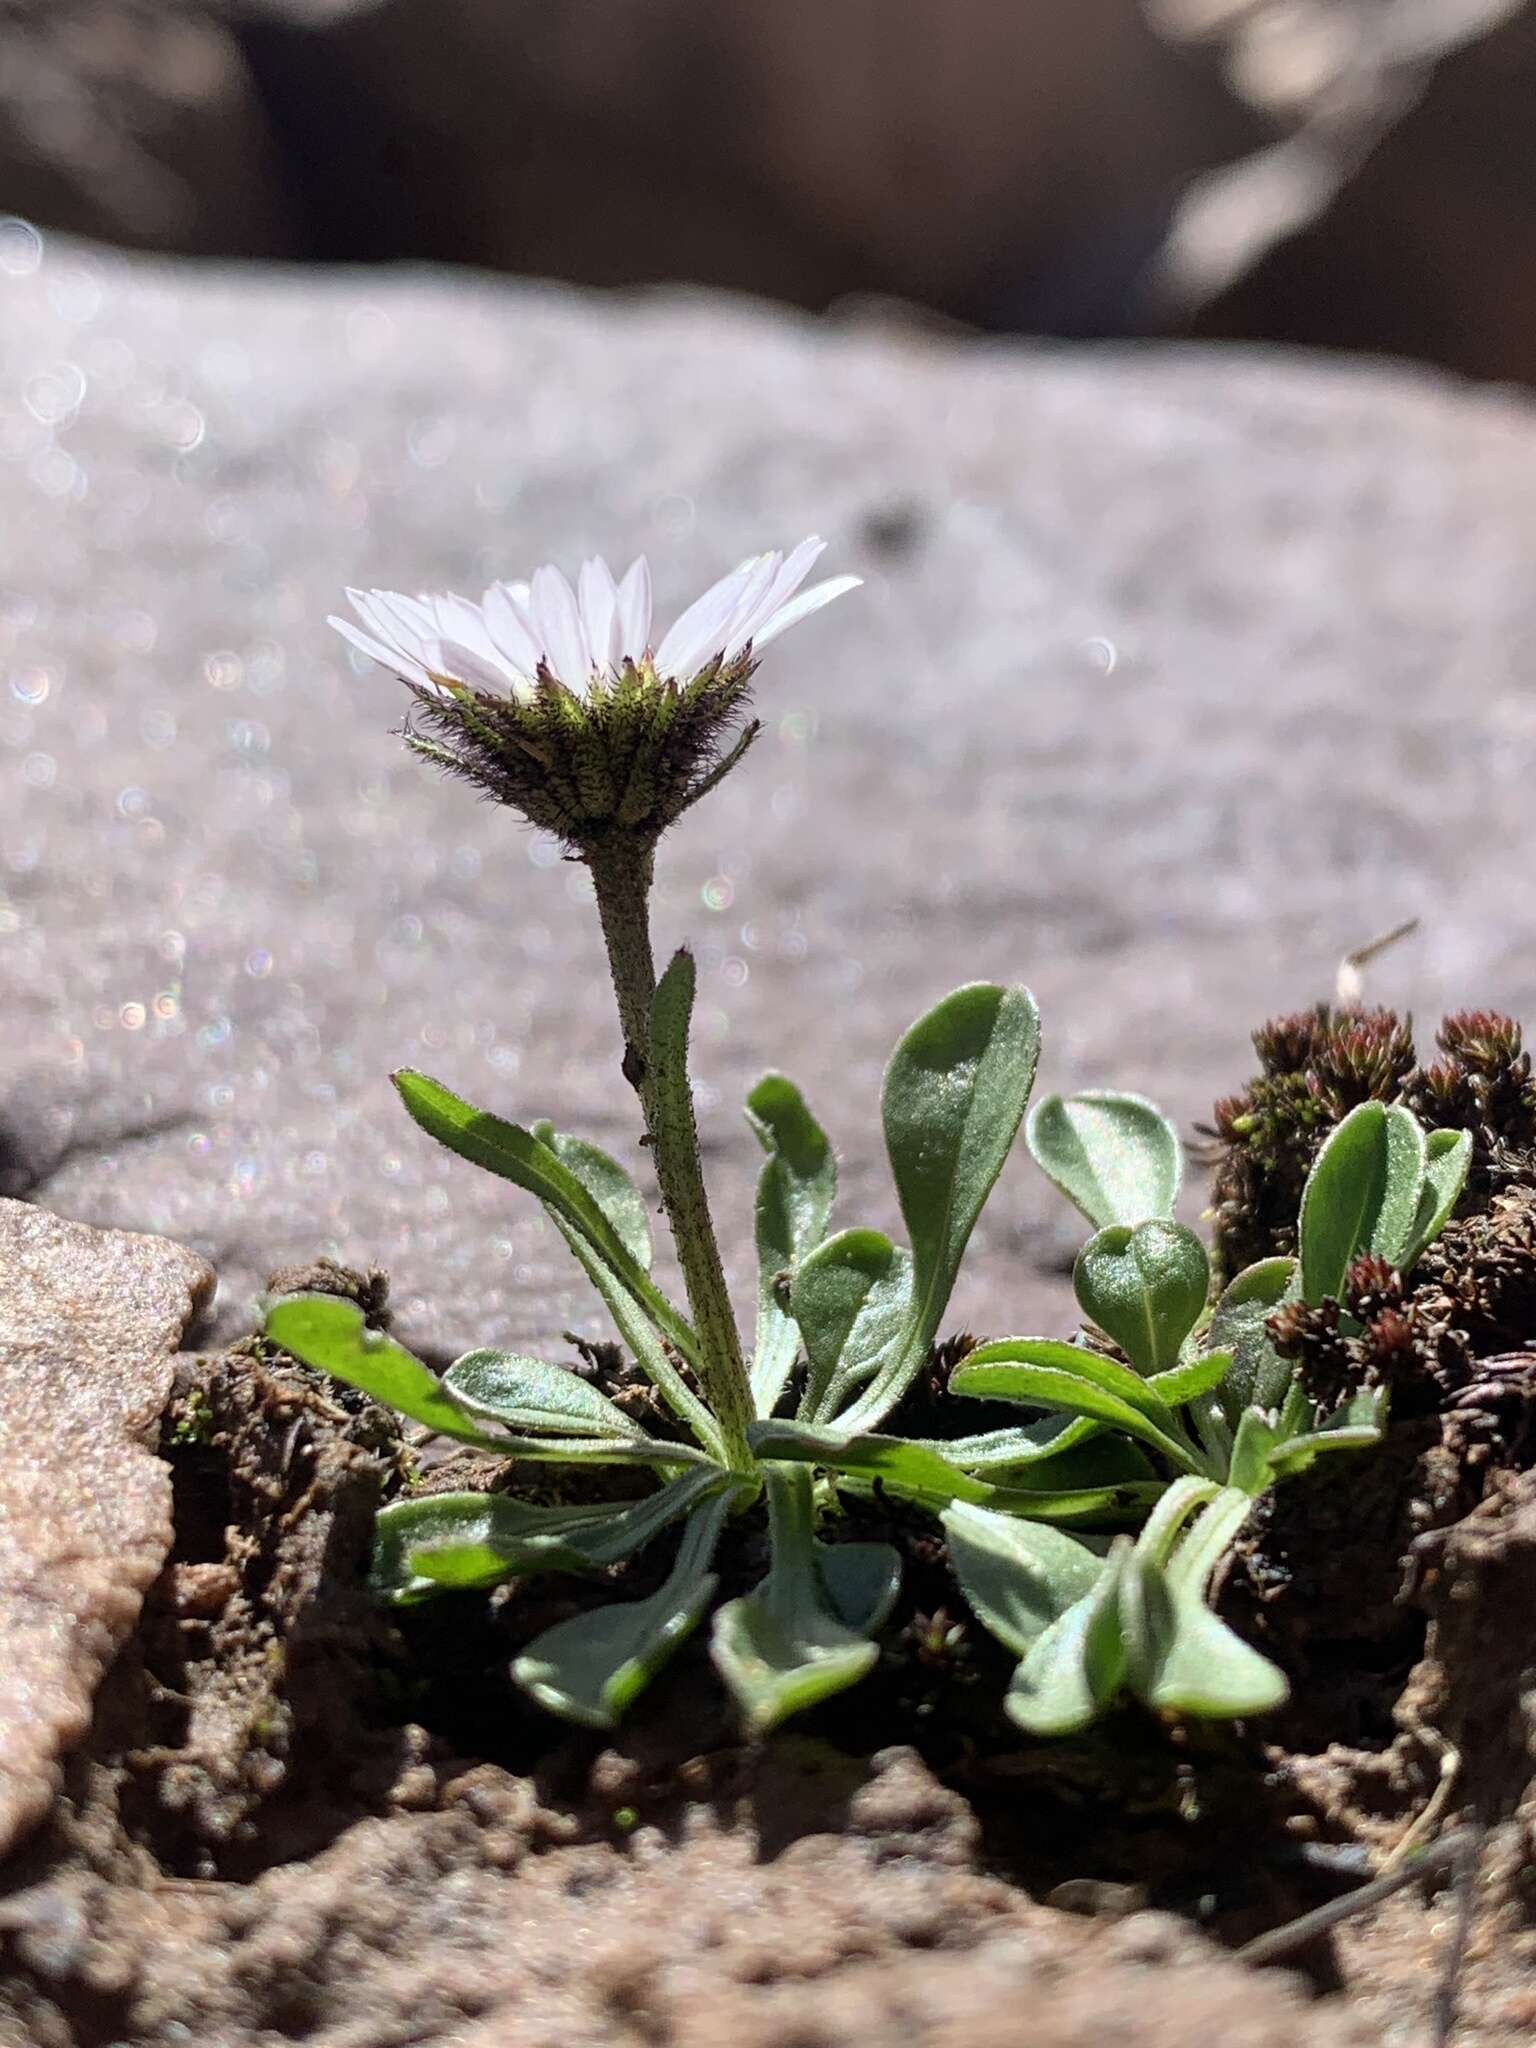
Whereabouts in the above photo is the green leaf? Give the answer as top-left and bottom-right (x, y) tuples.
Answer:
(443, 1349), (650, 1439)
(1006, 1543), (1129, 1737)
(266, 1294), (504, 1450)
(1072, 1221), (1211, 1375)
(749, 1418), (1164, 1524)
(1208, 1258), (1297, 1423)
(942, 1502), (1104, 1657)
(392, 1071), (716, 1453)
(817, 1541), (903, 1634)
(373, 1467), (731, 1602)
(532, 1123), (652, 1272)
(1025, 1090), (1182, 1230)
(876, 982), (1040, 1422)
(746, 1074), (837, 1418)
(1226, 1406), (1281, 1496)
(512, 1494), (730, 1728)
(1401, 1126), (1472, 1270)
(1298, 1101), (1392, 1305)
(792, 1229), (914, 1427)
(1372, 1105), (1427, 1264)
(1145, 1349), (1233, 1410)
(709, 1467), (883, 1732)
(952, 1340), (1205, 1473)
(1141, 1594), (1289, 1719)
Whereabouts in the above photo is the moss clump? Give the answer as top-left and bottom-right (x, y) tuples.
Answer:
(1207, 1006), (1536, 1280)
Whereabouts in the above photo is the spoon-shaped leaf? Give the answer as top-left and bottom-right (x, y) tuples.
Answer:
(1072, 1221), (1210, 1375)
(1026, 1090), (1182, 1230)
(710, 1467), (886, 1732)
(1298, 1100), (1393, 1305)
(792, 1229), (914, 1425)
(512, 1493), (731, 1727)
(942, 1502), (1105, 1657)
(873, 983), (1040, 1422)
(1006, 1542), (1129, 1737)
(746, 1073), (836, 1417)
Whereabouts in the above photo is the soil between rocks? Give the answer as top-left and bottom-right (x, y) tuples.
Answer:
(0, 1266), (1532, 2048)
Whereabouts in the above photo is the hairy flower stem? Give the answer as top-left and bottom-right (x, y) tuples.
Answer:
(587, 834), (756, 1472)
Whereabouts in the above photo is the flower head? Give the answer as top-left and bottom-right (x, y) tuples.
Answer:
(329, 539), (858, 847)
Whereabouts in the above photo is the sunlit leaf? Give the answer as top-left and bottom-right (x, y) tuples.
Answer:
(951, 1340), (1205, 1473)
(749, 1418), (1164, 1524)
(266, 1294), (502, 1449)
(1298, 1101), (1392, 1306)
(872, 982), (1040, 1424)
(443, 1348), (650, 1439)
(942, 1502), (1104, 1657)
(793, 1229), (914, 1425)
(532, 1122), (652, 1272)
(746, 1073), (836, 1417)
(710, 1467), (883, 1732)
(1072, 1221), (1210, 1375)
(1026, 1090), (1182, 1230)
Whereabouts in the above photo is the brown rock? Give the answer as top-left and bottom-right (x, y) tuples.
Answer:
(0, 1199), (212, 1857)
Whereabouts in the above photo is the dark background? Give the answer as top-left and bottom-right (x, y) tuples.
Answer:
(2, 0), (1533, 385)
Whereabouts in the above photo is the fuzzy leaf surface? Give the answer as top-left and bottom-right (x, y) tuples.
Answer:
(374, 1467), (730, 1602)
(511, 1494), (729, 1727)
(746, 1073), (837, 1417)
(1298, 1100), (1393, 1305)
(792, 1229), (914, 1425)
(1401, 1126), (1473, 1270)
(942, 1502), (1105, 1657)
(443, 1349), (650, 1440)
(1026, 1090), (1182, 1230)
(1072, 1221), (1210, 1375)
(532, 1122), (653, 1272)
(869, 982), (1039, 1426)
(1208, 1258), (1297, 1424)
(709, 1467), (883, 1732)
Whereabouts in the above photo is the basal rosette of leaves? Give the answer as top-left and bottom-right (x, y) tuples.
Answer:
(266, 538), (1473, 1742)
(264, 1013), (1469, 1740)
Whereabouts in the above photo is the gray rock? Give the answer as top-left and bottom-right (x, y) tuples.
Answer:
(2, 240), (1536, 1378)
(0, 1199), (213, 1856)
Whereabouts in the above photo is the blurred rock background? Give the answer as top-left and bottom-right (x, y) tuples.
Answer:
(0, 0), (1531, 382)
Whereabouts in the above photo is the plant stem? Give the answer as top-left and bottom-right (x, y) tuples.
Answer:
(587, 833), (756, 1471)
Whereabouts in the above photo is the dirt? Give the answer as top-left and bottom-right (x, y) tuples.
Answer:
(8, 1093), (1536, 2048)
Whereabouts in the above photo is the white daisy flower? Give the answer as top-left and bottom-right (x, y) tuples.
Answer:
(329, 538), (859, 701)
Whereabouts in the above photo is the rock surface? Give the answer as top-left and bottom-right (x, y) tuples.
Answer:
(0, 1742), (1379, 2046)
(0, 1199), (212, 1856)
(2, 240), (1536, 1373)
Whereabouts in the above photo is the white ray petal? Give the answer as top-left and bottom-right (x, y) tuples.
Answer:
(531, 564), (591, 691)
(578, 557), (621, 674)
(437, 636), (530, 697)
(329, 614), (435, 689)
(615, 556), (652, 664)
(748, 574), (862, 652)
(723, 538), (828, 659)
(656, 554), (775, 679)
(482, 580), (543, 677)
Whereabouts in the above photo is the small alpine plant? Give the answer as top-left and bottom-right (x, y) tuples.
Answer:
(265, 542), (1470, 1738)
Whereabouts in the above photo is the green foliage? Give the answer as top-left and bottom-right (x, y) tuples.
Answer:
(1026, 1090), (1182, 1230)
(266, 971), (1471, 1745)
